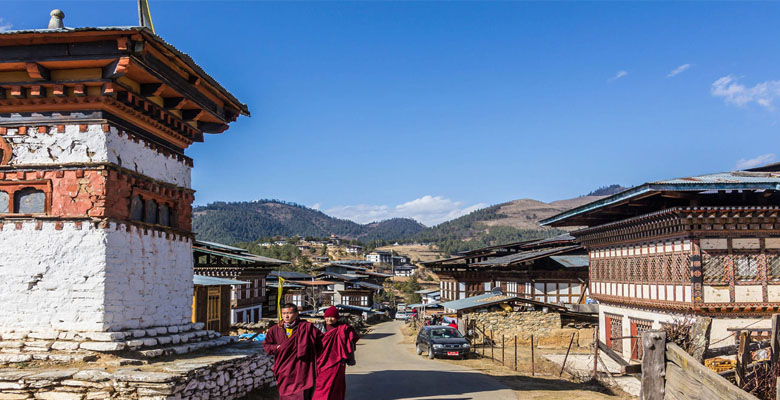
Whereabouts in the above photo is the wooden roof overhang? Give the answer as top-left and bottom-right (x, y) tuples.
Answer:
(575, 206), (780, 248)
(0, 27), (248, 151)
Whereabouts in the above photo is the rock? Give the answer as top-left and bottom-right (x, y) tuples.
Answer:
(112, 369), (178, 383)
(156, 336), (172, 345)
(0, 393), (31, 400)
(0, 354), (32, 363)
(192, 322), (205, 330)
(72, 370), (111, 382)
(33, 392), (84, 400)
(51, 341), (80, 351)
(26, 369), (79, 381)
(83, 332), (125, 342)
(0, 342), (24, 349)
(28, 331), (59, 340)
(131, 330), (147, 338)
(79, 342), (126, 352)
(145, 329), (158, 337)
(142, 338), (158, 347)
(2, 332), (28, 341)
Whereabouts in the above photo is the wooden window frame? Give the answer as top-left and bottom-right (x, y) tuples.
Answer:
(0, 180), (52, 215)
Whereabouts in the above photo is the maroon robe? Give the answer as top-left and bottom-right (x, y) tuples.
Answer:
(313, 324), (359, 400)
(264, 320), (323, 400)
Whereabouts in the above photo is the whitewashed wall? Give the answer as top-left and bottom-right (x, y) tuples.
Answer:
(0, 221), (193, 332)
(0, 221), (108, 331)
(5, 125), (191, 187)
(104, 222), (193, 330)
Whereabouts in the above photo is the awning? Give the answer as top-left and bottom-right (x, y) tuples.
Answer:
(439, 293), (518, 311)
(193, 274), (248, 286)
(194, 246), (289, 265)
(550, 255), (589, 268)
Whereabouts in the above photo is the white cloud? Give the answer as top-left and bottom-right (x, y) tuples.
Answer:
(667, 64), (691, 78)
(0, 18), (12, 32)
(325, 195), (488, 227)
(711, 75), (780, 110)
(310, 203), (321, 210)
(736, 153), (776, 169)
(608, 70), (628, 82)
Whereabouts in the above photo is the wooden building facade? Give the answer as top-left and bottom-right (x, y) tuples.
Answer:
(192, 275), (247, 335)
(425, 234), (589, 306)
(193, 240), (288, 324)
(542, 168), (780, 361)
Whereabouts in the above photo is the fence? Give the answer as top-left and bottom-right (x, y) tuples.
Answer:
(640, 330), (760, 400)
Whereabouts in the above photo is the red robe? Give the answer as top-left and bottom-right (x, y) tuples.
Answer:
(264, 320), (323, 399)
(313, 324), (359, 400)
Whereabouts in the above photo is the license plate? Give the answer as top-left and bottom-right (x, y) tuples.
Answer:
(447, 351), (458, 356)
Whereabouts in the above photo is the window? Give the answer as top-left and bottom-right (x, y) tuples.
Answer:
(144, 199), (158, 224)
(735, 254), (759, 282)
(0, 191), (8, 213)
(158, 203), (170, 226)
(206, 287), (221, 332)
(702, 251), (729, 284)
(130, 195), (144, 221)
(768, 254), (780, 280)
(14, 187), (45, 214)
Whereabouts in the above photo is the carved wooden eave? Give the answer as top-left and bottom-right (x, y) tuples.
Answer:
(0, 27), (249, 151)
(574, 206), (780, 248)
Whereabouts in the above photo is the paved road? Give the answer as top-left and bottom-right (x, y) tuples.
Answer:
(346, 321), (516, 400)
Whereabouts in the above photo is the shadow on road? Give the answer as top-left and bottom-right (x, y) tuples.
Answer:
(359, 332), (395, 340)
(347, 369), (606, 400)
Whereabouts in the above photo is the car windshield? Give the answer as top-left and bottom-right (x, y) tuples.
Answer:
(430, 328), (461, 339)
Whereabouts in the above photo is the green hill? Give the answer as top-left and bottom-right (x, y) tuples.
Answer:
(192, 200), (426, 244)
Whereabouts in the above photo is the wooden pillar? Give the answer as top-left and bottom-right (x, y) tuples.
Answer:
(641, 330), (666, 400)
(689, 317), (712, 363)
(771, 314), (780, 366)
(736, 331), (751, 388)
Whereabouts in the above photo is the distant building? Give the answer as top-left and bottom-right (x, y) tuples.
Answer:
(392, 255), (411, 266)
(192, 275), (247, 335)
(366, 250), (392, 264)
(346, 245), (363, 254)
(415, 289), (441, 305)
(297, 245), (311, 251)
(393, 265), (416, 277)
(313, 256), (330, 263)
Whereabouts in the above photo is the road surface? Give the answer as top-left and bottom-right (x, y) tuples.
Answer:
(346, 320), (516, 400)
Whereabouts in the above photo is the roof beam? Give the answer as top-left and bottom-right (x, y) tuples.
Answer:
(25, 63), (49, 81)
(102, 57), (130, 79)
(140, 83), (165, 97)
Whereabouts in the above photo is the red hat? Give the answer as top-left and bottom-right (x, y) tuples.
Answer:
(324, 306), (339, 318)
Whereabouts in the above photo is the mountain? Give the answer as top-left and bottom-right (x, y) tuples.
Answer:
(192, 200), (426, 244)
(412, 186), (628, 254)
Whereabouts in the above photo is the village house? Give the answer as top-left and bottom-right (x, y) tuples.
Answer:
(267, 271), (314, 312)
(315, 263), (391, 308)
(193, 240), (288, 323)
(346, 244), (363, 254)
(541, 167), (780, 361)
(416, 288), (441, 305)
(424, 234), (589, 307)
(366, 250), (392, 264)
(394, 264), (417, 277)
(192, 274), (247, 335)
(392, 255), (412, 266)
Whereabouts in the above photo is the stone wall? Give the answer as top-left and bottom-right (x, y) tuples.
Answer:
(465, 310), (594, 349)
(0, 221), (192, 332)
(0, 342), (275, 399)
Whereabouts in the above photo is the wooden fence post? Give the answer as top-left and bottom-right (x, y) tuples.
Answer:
(560, 332), (576, 377)
(771, 314), (780, 366)
(641, 330), (666, 400)
(690, 316), (712, 363)
(736, 331), (751, 388)
(531, 334), (535, 376)
(502, 335), (505, 366)
(592, 325), (599, 380)
(491, 329), (494, 361)
(514, 335), (517, 371)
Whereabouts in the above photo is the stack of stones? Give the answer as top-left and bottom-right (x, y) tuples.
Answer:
(0, 323), (236, 365)
(466, 310), (562, 339)
(0, 342), (275, 399)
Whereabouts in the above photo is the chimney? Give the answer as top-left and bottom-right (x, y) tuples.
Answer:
(48, 9), (65, 29)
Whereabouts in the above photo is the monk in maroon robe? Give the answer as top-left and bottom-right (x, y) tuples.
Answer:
(264, 303), (323, 400)
(313, 306), (359, 400)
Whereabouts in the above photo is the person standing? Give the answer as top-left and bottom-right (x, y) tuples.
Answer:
(264, 303), (323, 400)
(313, 306), (360, 400)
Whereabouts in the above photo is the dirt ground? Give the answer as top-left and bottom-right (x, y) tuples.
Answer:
(376, 244), (446, 263)
(400, 324), (637, 400)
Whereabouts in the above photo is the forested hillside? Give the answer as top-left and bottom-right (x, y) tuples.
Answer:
(192, 200), (426, 244)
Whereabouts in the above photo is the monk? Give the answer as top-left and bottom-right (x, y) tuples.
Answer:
(264, 303), (323, 400)
(313, 306), (360, 400)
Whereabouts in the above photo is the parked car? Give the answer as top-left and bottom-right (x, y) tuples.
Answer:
(415, 326), (470, 359)
(395, 311), (411, 320)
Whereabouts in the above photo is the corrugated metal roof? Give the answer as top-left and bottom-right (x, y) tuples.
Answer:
(440, 293), (518, 311)
(194, 246), (289, 265)
(268, 271), (312, 280)
(415, 289), (440, 294)
(0, 26), (249, 116)
(194, 240), (246, 253)
(541, 170), (780, 226)
(472, 245), (580, 267)
(193, 274), (248, 286)
(355, 281), (384, 291)
(549, 255), (589, 268)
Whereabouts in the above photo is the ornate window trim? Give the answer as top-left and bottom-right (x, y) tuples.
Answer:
(0, 180), (52, 215)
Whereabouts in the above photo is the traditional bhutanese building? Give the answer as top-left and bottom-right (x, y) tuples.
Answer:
(541, 167), (780, 361)
(0, 18), (248, 336)
(424, 234), (589, 307)
(193, 240), (289, 324)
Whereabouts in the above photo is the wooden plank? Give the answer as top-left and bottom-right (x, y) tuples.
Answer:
(621, 364), (642, 374)
(599, 340), (629, 367)
(666, 360), (744, 400)
(771, 314), (780, 366)
(689, 317), (712, 363)
(666, 342), (759, 400)
(641, 330), (665, 400)
(736, 331), (751, 388)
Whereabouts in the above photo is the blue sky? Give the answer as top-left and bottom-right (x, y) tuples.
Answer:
(3, 1), (780, 226)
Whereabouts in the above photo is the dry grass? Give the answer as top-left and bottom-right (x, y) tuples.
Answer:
(376, 244), (446, 263)
(401, 323), (634, 400)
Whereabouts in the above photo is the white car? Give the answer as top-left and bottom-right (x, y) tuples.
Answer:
(395, 311), (411, 320)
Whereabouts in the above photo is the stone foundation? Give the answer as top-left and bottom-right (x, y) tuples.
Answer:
(465, 310), (594, 349)
(0, 342), (274, 399)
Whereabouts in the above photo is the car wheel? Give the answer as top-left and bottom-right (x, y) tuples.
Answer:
(416, 344), (422, 355)
(428, 348), (435, 359)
